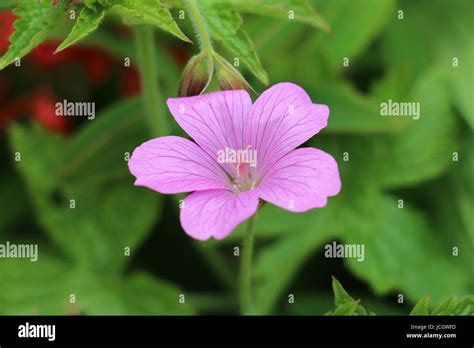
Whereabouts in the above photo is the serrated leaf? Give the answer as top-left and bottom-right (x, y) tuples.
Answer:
(331, 277), (368, 315)
(332, 277), (354, 307)
(431, 295), (458, 315)
(214, 0), (330, 32)
(108, 0), (190, 42)
(200, 2), (269, 85)
(55, 6), (106, 53)
(83, 0), (106, 11)
(453, 295), (474, 315)
(0, 0), (60, 70)
(286, 293), (404, 315)
(410, 296), (430, 315)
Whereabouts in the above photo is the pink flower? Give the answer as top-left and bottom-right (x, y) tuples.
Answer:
(128, 83), (341, 240)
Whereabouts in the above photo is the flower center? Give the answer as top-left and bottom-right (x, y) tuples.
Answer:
(217, 145), (258, 193)
(231, 162), (256, 193)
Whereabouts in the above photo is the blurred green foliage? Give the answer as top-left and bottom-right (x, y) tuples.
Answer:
(0, 0), (473, 315)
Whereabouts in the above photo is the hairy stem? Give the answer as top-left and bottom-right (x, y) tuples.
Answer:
(185, 0), (214, 55)
(240, 212), (258, 315)
(134, 25), (168, 137)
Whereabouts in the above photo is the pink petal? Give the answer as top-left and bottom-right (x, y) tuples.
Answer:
(167, 90), (252, 166)
(256, 147), (341, 212)
(128, 136), (230, 194)
(180, 189), (259, 240)
(246, 82), (329, 178)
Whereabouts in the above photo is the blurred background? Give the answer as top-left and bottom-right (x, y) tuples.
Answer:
(0, 0), (472, 315)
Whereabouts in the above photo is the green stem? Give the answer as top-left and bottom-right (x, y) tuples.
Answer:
(186, 0), (214, 55)
(240, 212), (258, 315)
(134, 25), (168, 137)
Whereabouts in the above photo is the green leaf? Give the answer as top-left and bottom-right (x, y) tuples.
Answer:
(409, 296), (430, 315)
(314, 0), (396, 70)
(0, 0), (17, 9)
(55, 6), (106, 53)
(0, 171), (30, 233)
(414, 293), (474, 316)
(119, 272), (196, 315)
(329, 301), (359, 316)
(56, 98), (148, 187)
(43, 184), (160, 273)
(0, 0), (60, 70)
(58, 0), (191, 52)
(332, 277), (355, 306)
(8, 123), (65, 195)
(316, 0), (395, 71)
(340, 190), (472, 305)
(448, 54), (474, 129)
(70, 271), (197, 315)
(330, 277), (368, 315)
(253, 196), (345, 314)
(431, 295), (458, 316)
(222, 202), (312, 242)
(433, 2), (474, 129)
(215, 0), (331, 33)
(253, 230), (335, 315)
(286, 292), (404, 315)
(452, 295), (474, 315)
(311, 81), (406, 134)
(379, 67), (460, 188)
(378, 0), (474, 129)
(409, 294), (473, 316)
(452, 136), (474, 244)
(317, 67), (460, 189)
(8, 121), (160, 274)
(0, 252), (196, 315)
(0, 250), (75, 315)
(108, 0), (190, 42)
(201, 2), (269, 85)
(427, 137), (474, 283)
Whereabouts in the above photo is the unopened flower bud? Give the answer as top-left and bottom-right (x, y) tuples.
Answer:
(213, 53), (253, 92)
(178, 52), (213, 96)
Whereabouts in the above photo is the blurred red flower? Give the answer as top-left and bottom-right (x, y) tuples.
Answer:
(0, 10), (118, 134)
